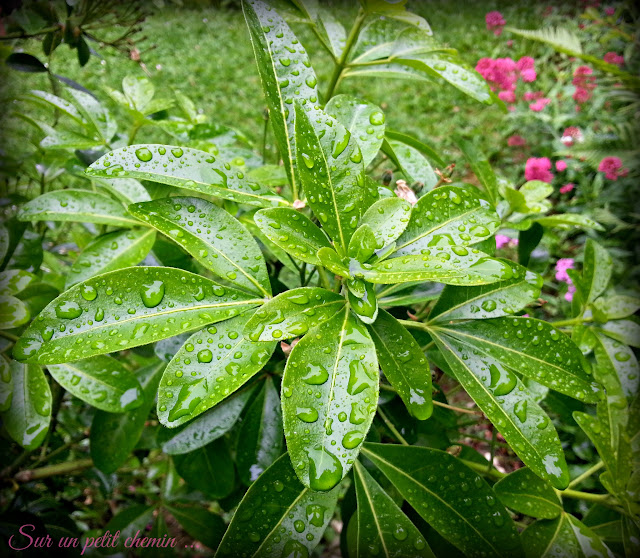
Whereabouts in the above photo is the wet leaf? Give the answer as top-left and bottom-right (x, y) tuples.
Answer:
(361, 443), (524, 558)
(14, 267), (263, 364)
(383, 139), (437, 190)
(0, 294), (30, 329)
(360, 197), (412, 249)
(0, 357), (12, 412)
(454, 138), (499, 205)
(166, 505), (226, 551)
(593, 332), (638, 402)
(129, 197), (271, 297)
(244, 287), (345, 341)
(533, 213), (604, 231)
(385, 129), (445, 167)
(68, 88), (117, 143)
(0, 270), (38, 296)
(216, 453), (339, 558)
(103, 505), (155, 554)
(283, 308), (378, 491)
(348, 224), (377, 263)
(157, 311), (275, 427)
(348, 280), (378, 324)
(93, 177), (151, 205)
(318, 247), (349, 277)
(395, 185), (500, 256)
(173, 438), (235, 498)
(493, 468), (562, 519)
(580, 239), (612, 305)
(367, 309), (432, 420)
(592, 295), (640, 321)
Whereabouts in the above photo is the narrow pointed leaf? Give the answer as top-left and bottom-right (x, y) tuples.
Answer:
(432, 331), (570, 489)
(216, 453), (339, 558)
(395, 185), (500, 256)
(361, 443), (524, 558)
(18, 189), (139, 228)
(533, 213), (604, 231)
(349, 281), (378, 324)
(295, 104), (374, 249)
(3, 361), (51, 450)
(325, 94), (386, 168)
(385, 129), (445, 167)
(166, 505), (226, 551)
(158, 311), (276, 427)
(348, 224), (377, 262)
(90, 360), (165, 473)
(592, 295), (640, 321)
(14, 267), (263, 364)
(318, 247), (349, 276)
(283, 308), (378, 490)
(86, 145), (285, 208)
(383, 139), (437, 190)
(361, 248), (514, 285)
(361, 197), (412, 249)
(597, 319), (640, 348)
(0, 295), (30, 328)
(244, 287), (345, 341)
(173, 438), (235, 498)
(493, 468), (562, 519)
(454, 138), (499, 205)
(243, 0), (320, 197)
(582, 239), (612, 304)
(68, 88), (117, 142)
(67, 228), (156, 288)
(48, 355), (143, 412)
(254, 208), (331, 266)
(129, 197), (271, 297)
(430, 263), (542, 322)
(237, 376), (284, 484)
(93, 177), (151, 204)
(368, 309), (432, 420)
(593, 332), (638, 401)
(160, 384), (254, 455)
(0, 357), (12, 412)
(436, 317), (602, 403)
(24, 90), (83, 123)
(353, 460), (435, 557)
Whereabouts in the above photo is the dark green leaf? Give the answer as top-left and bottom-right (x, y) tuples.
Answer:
(77, 36), (90, 66)
(103, 505), (155, 554)
(6, 53), (48, 72)
(593, 333), (638, 402)
(158, 311), (275, 427)
(518, 222), (544, 267)
(361, 443), (523, 558)
(283, 308), (378, 490)
(592, 295), (640, 321)
(67, 88), (117, 143)
(368, 309), (432, 420)
(14, 267), (263, 364)
(23, 90), (83, 123)
(348, 224), (377, 262)
(596, 319), (640, 348)
(166, 505), (225, 550)
(216, 453), (339, 558)
(348, 280), (378, 324)
(93, 177), (151, 205)
(493, 468), (562, 519)
(581, 239), (612, 305)
(244, 287), (345, 341)
(533, 213), (604, 231)
(385, 129), (445, 167)
(0, 357), (12, 412)
(129, 197), (271, 297)
(360, 197), (412, 249)
(383, 139), (437, 190)
(173, 438), (235, 498)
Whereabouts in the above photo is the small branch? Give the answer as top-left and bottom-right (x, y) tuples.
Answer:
(14, 459), (94, 483)
(433, 400), (483, 416)
(397, 319), (429, 332)
(567, 461), (604, 490)
(552, 316), (593, 328)
(377, 407), (409, 446)
(459, 458), (505, 481)
(0, 331), (19, 342)
(558, 488), (612, 504)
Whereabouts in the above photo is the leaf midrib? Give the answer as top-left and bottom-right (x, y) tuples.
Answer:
(51, 360), (135, 396)
(355, 461), (390, 557)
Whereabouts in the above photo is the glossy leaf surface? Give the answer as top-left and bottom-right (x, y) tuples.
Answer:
(129, 196), (271, 297)
(216, 453), (339, 558)
(582, 239), (612, 304)
(384, 139), (437, 190)
(493, 468), (562, 519)
(348, 224), (377, 263)
(318, 247), (349, 276)
(282, 308), (378, 491)
(0, 295), (30, 329)
(14, 267), (263, 364)
(368, 309), (432, 420)
(47, 355), (143, 413)
(593, 332), (638, 401)
(0, 357), (12, 412)
(361, 443), (523, 558)
(166, 505), (226, 551)
(0, 270), (37, 295)
(158, 311), (276, 427)
(244, 287), (345, 341)
(173, 438), (235, 498)
(360, 197), (412, 249)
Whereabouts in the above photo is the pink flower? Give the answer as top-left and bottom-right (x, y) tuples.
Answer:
(529, 98), (551, 112)
(507, 135), (526, 147)
(561, 127), (583, 146)
(520, 69), (537, 82)
(559, 183), (575, 194)
(572, 66), (596, 106)
(498, 90), (516, 103)
(555, 160), (567, 171)
(555, 258), (575, 282)
(495, 234), (519, 249)
(525, 157), (554, 182)
(604, 52), (624, 66)
(486, 11), (506, 36)
(516, 57), (537, 82)
(506, 39), (514, 47)
(598, 156), (627, 180)
(565, 283), (576, 302)
(605, 6), (615, 15)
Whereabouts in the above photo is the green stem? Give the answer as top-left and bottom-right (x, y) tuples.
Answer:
(317, 267), (332, 291)
(459, 458), (505, 481)
(558, 489), (612, 503)
(127, 120), (143, 146)
(14, 458), (94, 482)
(397, 319), (429, 331)
(567, 461), (605, 489)
(552, 316), (593, 328)
(0, 331), (19, 342)
(377, 407), (409, 446)
(323, 8), (366, 101)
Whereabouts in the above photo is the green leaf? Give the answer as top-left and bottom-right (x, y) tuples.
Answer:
(521, 181), (553, 203)
(361, 247), (515, 286)
(295, 104), (375, 249)
(518, 222), (544, 267)
(521, 513), (614, 558)
(592, 295), (640, 321)
(14, 267), (263, 364)
(0, 270), (37, 295)
(67, 88), (117, 143)
(47, 355), (143, 413)
(254, 208), (331, 266)
(367, 309), (432, 420)
(353, 460), (435, 557)
(361, 443), (524, 558)
(2, 361), (51, 450)
(434, 317), (601, 403)
(597, 319), (640, 348)
(395, 185), (500, 256)
(122, 75), (155, 113)
(360, 197), (412, 249)
(385, 129), (445, 167)
(325, 94), (386, 168)
(493, 468), (563, 519)
(92, 177), (151, 205)
(431, 330), (570, 489)
(243, 0), (319, 199)
(157, 311), (275, 427)
(77, 36), (90, 66)
(166, 505), (225, 551)
(454, 138), (499, 205)
(383, 139), (437, 190)
(129, 197), (271, 297)
(533, 213), (604, 231)
(348, 224), (377, 262)
(0, 357), (12, 412)
(318, 247), (349, 277)
(0, 294), (30, 329)
(6, 52), (48, 72)
(90, 360), (165, 473)
(283, 308), (378, 490)
(581, 239), (612, 305)
(24, 90), (83, 123)
(237, 376), (284, 484)
(593, 332), (639, 401)
(293, 1), (346, 58)
(86, 145), (285, 208)
(216, 453), (339, 558)
(103, 505), (155, 554)
(378, 282), (443, 307)
(344, 62), (434, 82)
(173, 438), (235, 498)
(429, 262), (542, 322)
(160, 385), (254, 455)
(244, 287), (345, 341)
(348, 280), (378, 324)
(18, 190), (139, 228)
(67, 228), (156, 288)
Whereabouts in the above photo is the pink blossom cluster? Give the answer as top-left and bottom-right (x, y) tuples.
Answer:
(486, 11), (506, 36)
(475, 57), (537, 105)
(495, 234), (519, 249)
(572, 66), (597, 107)
(507, 135), (526, 147)
(598, 156), (628, 180)
(561, 127), (583, 146)
(525, 157), (554, 183)
(555, 258), (576, 302)
(604, 6), (615, 15)
(604, 52), (624, 66)
(560, 183), (575, 194)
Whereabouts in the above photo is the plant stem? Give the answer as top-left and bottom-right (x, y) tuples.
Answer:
(14, 459), (94, 482)
(487, 426), (497, 474)
(127, 120), (143, 145)
(567, 461), (605, 489)
(0, 330), (19, 342)
(558, 489), (612, 503)
(317, 267), (332, 291)
(323, 8), (366, 101)
(552, 316), (593, 327)
(397, 319), (429, 331)
(433, 400), (483, 416)
(459, 458), (505, 481)
(377, 407), (409, 446)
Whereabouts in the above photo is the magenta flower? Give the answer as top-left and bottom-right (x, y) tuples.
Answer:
(525, 157), (554, 183)
(605, 6), (615, 15)
(572, 66), (596, 106)
(598, 156), (627, 180)
(565, 283), (576, 302)
(561, 127), (583, 146)
(604, 52), (624, 66)
(507, 135), (526, 147)
(529, 98), (551, 112)
(498, 90), (516, 103)
(555, 258), (575, 282)
(555, 160), (567, 171)
(559, 183), (574, 194)
(495, 234), (510, 249)
(486, 11), (506, 36)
